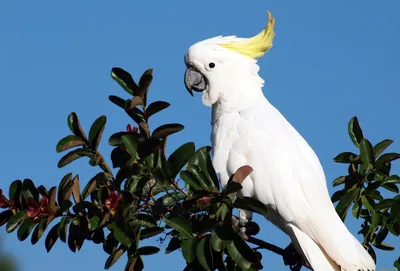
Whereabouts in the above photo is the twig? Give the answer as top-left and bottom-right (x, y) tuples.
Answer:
(246, 237), (313, 271)
(172, 180), (187, 196)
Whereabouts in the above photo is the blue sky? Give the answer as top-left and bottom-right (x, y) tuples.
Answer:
(1, 1), (399, 270)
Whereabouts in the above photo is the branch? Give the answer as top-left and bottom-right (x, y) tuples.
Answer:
(246, 237), (313, 271)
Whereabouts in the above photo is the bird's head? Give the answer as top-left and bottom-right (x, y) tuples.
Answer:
(184, 11), (275, 107)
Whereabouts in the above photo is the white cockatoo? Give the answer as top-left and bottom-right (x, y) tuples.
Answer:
(183, 11), (376, 271)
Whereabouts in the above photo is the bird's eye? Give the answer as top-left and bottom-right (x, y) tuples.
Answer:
(208, 62), (215, 69)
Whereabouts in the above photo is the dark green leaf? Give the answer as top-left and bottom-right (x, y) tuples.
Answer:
(22, 179), (39, 201)
(181, 238), (198, 263)
(165, 237), (182, 254)
(88, 116), (107, 150)
(385, 175), (400, 184)
(129, 213), (157, 228)
(370, 211), (380, 229)
(9, 180), (22, 202)
(105, 246), (126, 269)
(81, 173), (101, 200)
(180, 170), (202, 190)
(57, 148), (94, 168)
(109, 95), (127, 109)
(333, 152), (358, 164)
(6, 211), (27, 233)
(335, 188), (359, 220)
(360, 139), (375, 167)
(373, 242), (395, 251)
(382, 183), (399, 193)
(167, 142), (195, 179)
(31, 218), (48, 245)
(125, 255), (144, 271)
(152, 124), (184, 139)
(45, 222), (60, 252)
(394, 257), (400, 270)
(376, 153), (400, 166)
(146, 101), (170, 119)
(187, 164), (212, 191)
(331, 189), (346, 203)
(136, 69), (153, 106)
(0, 210), (13, 227)
(352, 199), (362, 219)
(109, 132), (130, 146)
(137, 246), (160, 256)
(141, 227), (164, 240)
(376, 199), (395, 211)
(348, 116), (364, 148)
(58, 217), (69, 243)
(163, 214), (193, 239)
(112, 226), (131, 247)
(234, 197), (268, 217)
(67, 112), (87, 141)
(111, 67), (138, 96)
(17, 219), (36, 241)
(374, 227), (389, 245)
(374, 139), (393, 158)
(56, 135), (87, 153)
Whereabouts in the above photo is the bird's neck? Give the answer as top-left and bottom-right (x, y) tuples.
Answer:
(211, 84), (266, 124)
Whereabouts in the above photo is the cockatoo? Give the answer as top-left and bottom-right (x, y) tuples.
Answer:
(183, 11), (376, 271)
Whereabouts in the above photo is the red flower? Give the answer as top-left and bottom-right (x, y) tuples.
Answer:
(0, 189), (9, 208)
(126, 124), (139, 133)
(26, 199), (40, 218)
(105, 191), (122, 216)
(26, 197), (56, 219)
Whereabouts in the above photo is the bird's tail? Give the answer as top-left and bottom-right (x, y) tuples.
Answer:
(288, 224), (340, 271)
(288, 223), (376, 271)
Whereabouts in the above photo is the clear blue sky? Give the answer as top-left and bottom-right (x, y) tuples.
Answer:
(1, 1), (399, 270)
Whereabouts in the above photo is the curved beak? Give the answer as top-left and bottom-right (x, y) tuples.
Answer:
(184, 67), (207, 96)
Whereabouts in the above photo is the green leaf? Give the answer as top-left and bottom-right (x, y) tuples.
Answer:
(385, 175), (400, 184)
(165, 237), (182, 254)
(22, 178), (39, 201)
(6, 211), (27, 233)
(373, 139), (393, 157)
(112, 226), (131, 247)
(189, 147), (219, 191)
(81, 173), (101, 200)
(373, 242), (395, 251)
(121, 135), (139, 158)
(224, 179), (243, 194)
(360, 139), (375, 167)
(187, 164), (212, 191)
(211, 230), (224, 252)
(105, 246), (126, 269)
(361, 195), (376, 211)
(58, 173), (74, 203)
(196, 237), (212, 271)
(0, 210), (13, 227)
(374, 227), (389, 245)
(152, 123), (184, 139)
(394, 257), (400, 270)
(56, 135), (86, 153)
(136, 69), (153, 106)
(57, 148), (94, 168)
(17, 219), (36, 241)
(376, 153), (400, 166)
(180, 170), (202, 190)
(352, 199), (362, 219)
(137, 246), (160, 256)
(332, 176), (346, 187)
(67, 112), (87, 141)
(331, 189), (346, 203)
(348, 116), (364, 148)
(370, 211), (380, 229)
(335, 188), (359, 220)
(45, 222), (60, 252)
(233, 197), (268, 217)
(333, 152), (359, 163)
(111, 67), (138, 96)
(129, 213), (157, 228)
(227, 241), (251, 270)
(125, 255), (144, 271)
(109, 132), (130, 146)
(181, 238), (198, 263)
(163, 214), (194, 239)
(376, 199), (395, 211)
(146, 101), (170, 119)
(88, 116), (107, 150)
(167, 142), (195, 179)
(382, 183), (399, 193)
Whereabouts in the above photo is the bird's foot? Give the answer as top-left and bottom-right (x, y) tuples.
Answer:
(283, 243), (306, 271)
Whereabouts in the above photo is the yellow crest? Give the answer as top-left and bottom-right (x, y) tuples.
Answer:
(219, 11), (275, 59)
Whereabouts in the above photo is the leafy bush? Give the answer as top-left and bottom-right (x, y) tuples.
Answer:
(0, 67), (399, 270)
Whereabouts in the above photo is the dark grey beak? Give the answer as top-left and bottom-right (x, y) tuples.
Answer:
(184, 67), (207, 96)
